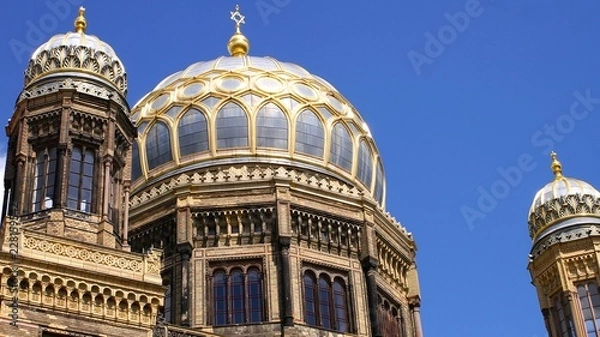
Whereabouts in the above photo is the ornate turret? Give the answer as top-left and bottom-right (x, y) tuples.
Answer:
(528, 153), (600, 337)
(3, 8), (135, 248)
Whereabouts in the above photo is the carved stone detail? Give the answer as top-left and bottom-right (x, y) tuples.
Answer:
(565, 254), (598, 281)
(537, 265), (561, 296)
(529, 194), (600, 238)
(377, 236), (411, 291)
(24, 45), (127, 94)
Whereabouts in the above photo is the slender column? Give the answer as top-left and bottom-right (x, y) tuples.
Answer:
(409, 296), (424, 337)
(178, 243), (192, 326)
(280, 236), (293, 326)
(54, 144), (68, 209)
(122, 184), (130, 249)
(13, 157), (26, 215)
(361, 257), (381, 337)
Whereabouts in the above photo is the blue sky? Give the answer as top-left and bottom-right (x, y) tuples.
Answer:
(2, 1), (600, 336)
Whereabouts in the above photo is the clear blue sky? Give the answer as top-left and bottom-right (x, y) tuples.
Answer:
(2, 1), (600, 336)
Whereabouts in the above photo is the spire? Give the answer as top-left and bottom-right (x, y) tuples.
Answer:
(74, 6), (87, 33)
(227, 5), (250, 56)
(550, 151), (563, 180)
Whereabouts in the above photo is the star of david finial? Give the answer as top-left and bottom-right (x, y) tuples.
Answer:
(230, 4), (245, 33)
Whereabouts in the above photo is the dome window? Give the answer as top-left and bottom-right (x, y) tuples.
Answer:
(357, 140), (373, 188)
(178, 108), (209, 156)
(374, 161), (385, 205)
(216, 102), (248, 149)
(256, 103), (288, 150)
(295, 110), (324, 158)
(131, 141), (142, 181)
(330, 123), (353, 171)
(146, 121), (172, 170)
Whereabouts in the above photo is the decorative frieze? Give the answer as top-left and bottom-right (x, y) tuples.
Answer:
(529, 194), (600, 239)
(193, 207), (275, 246)
(291, 208), (361, 257)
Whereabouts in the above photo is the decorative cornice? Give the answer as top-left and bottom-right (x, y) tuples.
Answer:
(131, 165), (361, 208)
(18, 78), (128, 115)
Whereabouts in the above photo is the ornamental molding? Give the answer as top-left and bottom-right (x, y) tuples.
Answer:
(565, 254), (597, 281)
(529, 194), (600, 239)
(531, 225), (600, 259)
(376, 236), (411, 291)
(24, 45), (127, 94)
(537, 264), (561, 296)
(131, 165), (361, 206)
(11, 228), (162, 278)
(19, 78), (128, 114)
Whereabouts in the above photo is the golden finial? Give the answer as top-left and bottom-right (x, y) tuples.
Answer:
(550, 151), (563, 180)
(74, 6), (87, 33)
(227, 5), (250, 56)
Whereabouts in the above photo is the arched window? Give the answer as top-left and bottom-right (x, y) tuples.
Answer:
(295, 109), (324, 157)
(216, 102), (248, 149)
(146, 121), (172, 169)
(178, 108), (208, 156)
(333, 279), (348, 332)
(256, 103), (288, 149)
(377, 294), (405, 337)
(67, 147), (95, 213)
(32, 147), (57, 212)
(330, 123), (353, 171)
(211, 265), (264, 326)
(318, 276), (332, 329)
(303, 270), (349, 332)
(131, 141), (142, 180)
(247, 268), (263, 323)
(213, 270), (228, 326)
(553, 291), (575, 337)
(374, 161), (384, 205)
(304, 272), (318, 326)
(577, 282), (600, 336)
(230, 269), (245, 324)
(357, 140), (373, 188)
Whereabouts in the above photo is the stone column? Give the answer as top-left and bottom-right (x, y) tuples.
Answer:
(409, 296), (423, 337)
(362, 257), (382, 337)
(178, 243), (192, 326)
(102, 159), (111, 220)
(122, 184), (130, 250)
(279, 236), (293, 326)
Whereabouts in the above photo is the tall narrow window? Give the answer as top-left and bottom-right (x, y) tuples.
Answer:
(553, 291), (576, 337)
(230, 269), (245, 324)
(374, 161), (385, 205)
(32, 147), (57, 212)
(333, 279), (348, 332)
(295, 109), (324, 158)
(256, 103), (288, 149)
(304, 272), (318, 326)
(216, 102), (248, 149)
(357, 140), (373, 188)
(330, 123), (353, 171)
(318, 276), (333, 329)
(247, 268), (263, 323)
(67, 147), (95, 213)
(146, 121), (172, 170)
(578, 282), (600, 337)
(131, 141), (142, 180)
(164, 283), (172, 323)
(178, 108), (209, 156)
(213, 270), (228, 326)
(377, 294), (404, 337)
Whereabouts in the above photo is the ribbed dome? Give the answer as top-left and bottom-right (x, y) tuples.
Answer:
(131, 55), (386, 207)
(528, 153), (600, 240)
(24, 30), (127, 95)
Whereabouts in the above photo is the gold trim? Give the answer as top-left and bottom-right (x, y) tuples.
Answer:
(74, 6), (87, 33)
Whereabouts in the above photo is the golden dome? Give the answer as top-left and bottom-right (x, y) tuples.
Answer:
(130, 55), (386, 207)
(24, 7), (127, 95)
(528, 152), (600, 240)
